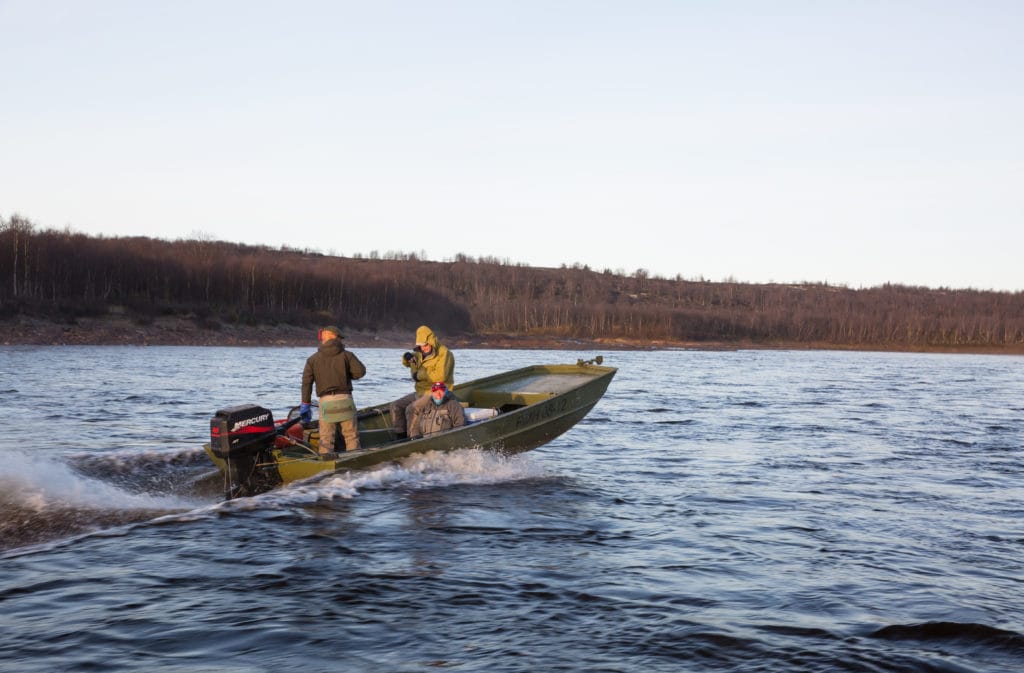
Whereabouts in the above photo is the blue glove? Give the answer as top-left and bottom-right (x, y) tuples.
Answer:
(299, 403), (312, 423)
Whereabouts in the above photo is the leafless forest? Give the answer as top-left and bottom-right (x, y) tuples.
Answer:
(3, 214), (1023, 350)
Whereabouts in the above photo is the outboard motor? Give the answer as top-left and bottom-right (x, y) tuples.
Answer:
(210, 404), (283, 499)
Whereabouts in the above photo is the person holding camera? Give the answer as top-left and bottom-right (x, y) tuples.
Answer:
(390, 325), (455, 437)
(300, 325), (367, 455)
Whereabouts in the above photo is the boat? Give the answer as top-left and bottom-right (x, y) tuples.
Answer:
(204, 356), (617, 499)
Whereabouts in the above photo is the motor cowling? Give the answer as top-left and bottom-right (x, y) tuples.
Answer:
(210, 404), (276, 459)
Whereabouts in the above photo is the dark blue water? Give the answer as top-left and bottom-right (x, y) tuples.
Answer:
(1, 346), (1022, 672)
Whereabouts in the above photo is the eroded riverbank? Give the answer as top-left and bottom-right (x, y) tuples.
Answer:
(2, 315), (1022, 355)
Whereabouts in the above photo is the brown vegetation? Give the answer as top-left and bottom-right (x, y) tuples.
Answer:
(2, 214), (1023, 352)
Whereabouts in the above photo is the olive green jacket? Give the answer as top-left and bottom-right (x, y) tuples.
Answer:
(408, 393), (466, 439)
(302, 339), (366, 403)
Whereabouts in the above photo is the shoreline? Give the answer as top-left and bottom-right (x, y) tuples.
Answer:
(2, 315), (1022, 356)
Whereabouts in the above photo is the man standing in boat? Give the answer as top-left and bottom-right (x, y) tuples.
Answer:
(391, 325), (455, 437)
(300, 325), (367, 454)
(408, 381), (465, 439)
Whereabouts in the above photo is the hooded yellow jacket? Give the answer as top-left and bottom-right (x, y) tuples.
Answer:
(402, 325), (455, 396)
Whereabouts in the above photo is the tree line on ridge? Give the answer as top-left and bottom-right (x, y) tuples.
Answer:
(3, 214), (1023, 350)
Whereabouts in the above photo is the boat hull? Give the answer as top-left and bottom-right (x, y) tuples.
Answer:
(203, 360), (616, 495)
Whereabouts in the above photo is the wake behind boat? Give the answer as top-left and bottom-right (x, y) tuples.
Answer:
(204, 357), (616, 499)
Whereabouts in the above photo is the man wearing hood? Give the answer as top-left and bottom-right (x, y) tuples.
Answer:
(391, 325), (455, 436)
(300, 325), (367, 454)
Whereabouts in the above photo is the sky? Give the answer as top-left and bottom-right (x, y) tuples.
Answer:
(2, 1), (1022, 291)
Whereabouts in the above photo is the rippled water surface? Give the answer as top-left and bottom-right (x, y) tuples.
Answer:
(1, 346), (1022, 672)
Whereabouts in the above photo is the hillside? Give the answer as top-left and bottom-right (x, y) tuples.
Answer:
(3, 215), (1023, 353)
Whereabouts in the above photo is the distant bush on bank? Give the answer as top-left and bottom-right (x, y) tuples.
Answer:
(2, 214), (1023, 350)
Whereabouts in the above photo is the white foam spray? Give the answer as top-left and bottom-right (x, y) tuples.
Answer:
(0, 449), (201, 512)
(251, 448), (550, 507)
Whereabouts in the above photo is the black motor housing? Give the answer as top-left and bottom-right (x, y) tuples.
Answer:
(210, 404), (275, 459)
(209, 404), (283, 499)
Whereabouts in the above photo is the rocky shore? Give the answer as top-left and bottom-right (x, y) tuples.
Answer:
(0, 316), (685, 351)
(3, 316), (1020, 355)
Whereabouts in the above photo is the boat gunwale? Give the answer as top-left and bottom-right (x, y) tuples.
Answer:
(203, 360), (617, 490)
(281, 362), (616, 462)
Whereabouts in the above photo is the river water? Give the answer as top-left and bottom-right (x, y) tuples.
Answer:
(0, 346), (1022, 672)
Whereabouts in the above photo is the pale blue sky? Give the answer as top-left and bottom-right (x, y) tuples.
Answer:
(3, 1), (1022, 290)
